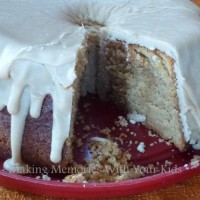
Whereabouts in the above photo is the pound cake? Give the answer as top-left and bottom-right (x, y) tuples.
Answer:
(0, 0), (200, 173)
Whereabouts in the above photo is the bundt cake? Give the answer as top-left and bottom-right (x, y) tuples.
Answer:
(0, 0), (200, 173)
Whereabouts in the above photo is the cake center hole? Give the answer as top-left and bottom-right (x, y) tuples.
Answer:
(79, 20), (104, 27)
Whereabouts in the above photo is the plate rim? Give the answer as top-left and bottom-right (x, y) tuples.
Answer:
(1, 164), (200, 199)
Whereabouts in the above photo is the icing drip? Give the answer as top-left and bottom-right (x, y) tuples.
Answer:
(0, 59), (75, 172)
(0, 0), (200, 172)
(3, 87), (30, 173)
(0, 22), (85, 172)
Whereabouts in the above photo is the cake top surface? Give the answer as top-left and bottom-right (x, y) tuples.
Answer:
(0, 0), (199, 84)
(0, 0), (199, 82)
(0, 0), (199, 46)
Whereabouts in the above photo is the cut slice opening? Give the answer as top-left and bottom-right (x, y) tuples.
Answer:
(73, 29), (186, 151)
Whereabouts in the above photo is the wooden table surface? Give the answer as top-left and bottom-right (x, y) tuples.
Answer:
(1, 0), (200, 199)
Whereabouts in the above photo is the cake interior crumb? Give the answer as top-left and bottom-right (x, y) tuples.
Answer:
(63, 138), (143, 183)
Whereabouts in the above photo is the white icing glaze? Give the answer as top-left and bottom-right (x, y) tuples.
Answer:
(0, 0), (200, 172)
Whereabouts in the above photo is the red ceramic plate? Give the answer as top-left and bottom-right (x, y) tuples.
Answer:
(1, 94), (200, 199)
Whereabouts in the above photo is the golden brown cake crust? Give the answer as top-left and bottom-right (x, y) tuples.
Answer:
(0, 96), (73, 168)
